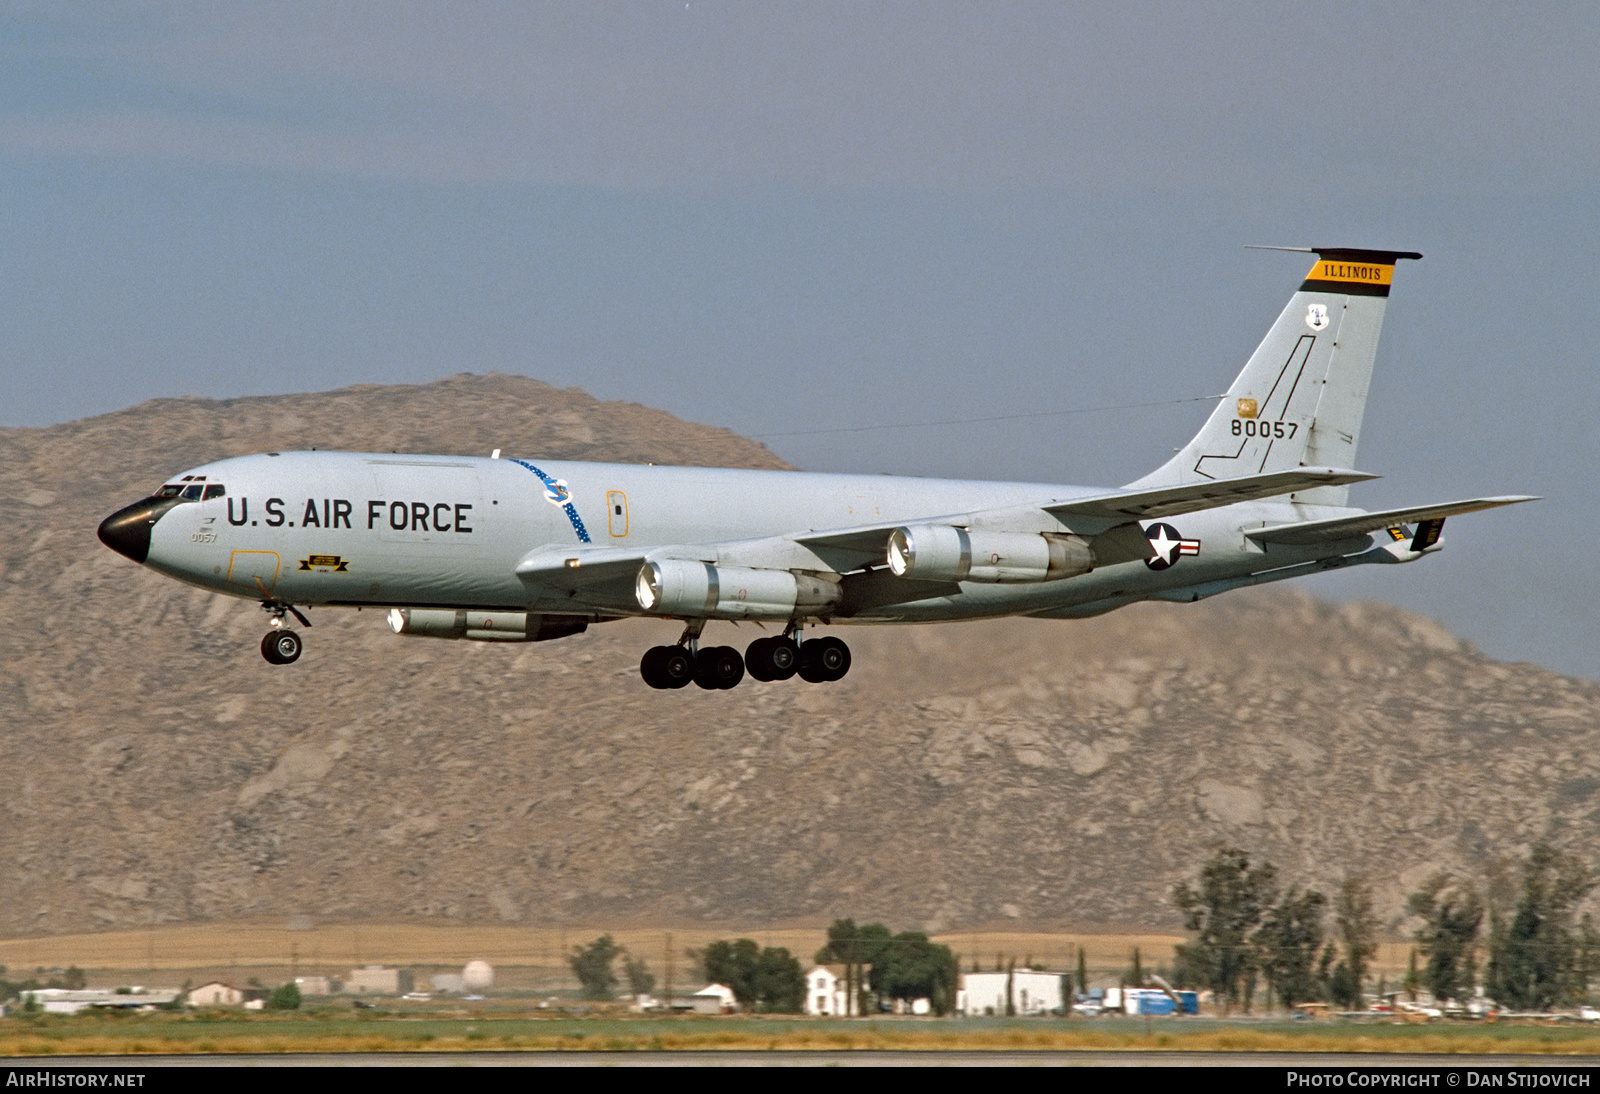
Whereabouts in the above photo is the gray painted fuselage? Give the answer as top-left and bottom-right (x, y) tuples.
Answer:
(140, 450), (1367, 625)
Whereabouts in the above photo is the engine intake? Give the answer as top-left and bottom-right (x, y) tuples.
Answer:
(387, 608), (588, 642)
(635, 560), (842, 620)
(886, 525), (1095, 583)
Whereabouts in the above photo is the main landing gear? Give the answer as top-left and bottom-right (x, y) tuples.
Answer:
(639, 626), (851, 691)
(259, 600), (311, 665)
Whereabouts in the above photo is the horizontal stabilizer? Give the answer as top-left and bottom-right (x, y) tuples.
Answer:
(1046, 467), (1378, 522)
(1245, 496), (1539, 546)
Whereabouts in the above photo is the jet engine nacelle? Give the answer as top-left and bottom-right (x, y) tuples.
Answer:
(887, 525), (1095, 583)
(635, 560), (842, 620)
(387, 608), (588, 642)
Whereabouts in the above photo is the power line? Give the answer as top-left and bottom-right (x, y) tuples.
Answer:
(750, 394), (1224, 440)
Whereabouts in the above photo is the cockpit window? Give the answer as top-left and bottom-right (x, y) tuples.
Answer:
(154, 482), (225, 501)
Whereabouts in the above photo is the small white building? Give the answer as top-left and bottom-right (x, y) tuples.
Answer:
(958, 970), (1065, 1017)
(189, 982), (246, 1007)
(347, 965), (400, 994)
(805, 965), (860, 1017)
(694, 982), (737, 1015)
(21, 989), (181, 1014)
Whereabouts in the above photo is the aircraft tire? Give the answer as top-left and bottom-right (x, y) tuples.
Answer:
(797, 641), (825, 683)
(641, 645), (695, 689)
(766, 636), (800, 680)
(662, 647), (694, 688)
(261, 629), (302, 665)
(744, 637), (774, 682)
(798, 636), (849, 683)
(640, 646), (669, 688)
(818, 636), (850, 681)
(745, 636), (800, 682)
(694, 645), (745, 690)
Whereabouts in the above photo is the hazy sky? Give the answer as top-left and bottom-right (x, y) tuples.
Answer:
(4, 3), (1597, 677)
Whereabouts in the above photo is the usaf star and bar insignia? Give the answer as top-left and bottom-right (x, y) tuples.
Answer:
(1143, 523), (1201, 571)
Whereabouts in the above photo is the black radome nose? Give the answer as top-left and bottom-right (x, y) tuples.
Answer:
(98, 497), (183, 563)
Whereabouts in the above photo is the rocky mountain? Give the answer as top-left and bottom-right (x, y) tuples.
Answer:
(2, 375), (1595, 937)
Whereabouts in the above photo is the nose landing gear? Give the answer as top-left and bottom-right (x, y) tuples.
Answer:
(259, 600), (311, 665)
(261, 629), (303, 665)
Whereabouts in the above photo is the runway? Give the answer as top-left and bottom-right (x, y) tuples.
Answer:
(13, 1050), (1600, 1068)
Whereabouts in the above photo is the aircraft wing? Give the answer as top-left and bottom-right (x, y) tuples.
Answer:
(792, 526), (910, 572)
(1246, 496), (1538, 546)
(514, 546), (653, 590)
(512, 467), (1396, 609)
(787, 468), (1379, 569)
(1043, 467), (1378, 521)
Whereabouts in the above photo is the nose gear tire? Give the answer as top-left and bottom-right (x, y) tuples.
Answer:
(261, 630), (303, 665)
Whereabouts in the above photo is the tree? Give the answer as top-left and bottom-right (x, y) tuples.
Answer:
(870, 932), (958, 1015)
(267, 981), (301, 1010)
(623, 954), (656, 997)
(1172, 847), (1278, 1014)
(1076, 947), (1089, 998)
(1577, 914), (1600, 1005)
(569, 934), (623, 1001)
(1330, 875), (1377, 1009)
(698, 938), (804, 1012)
(1328, 961), (1360, 1011)
(816, 919), (893, 1016)
(1486, 843), (1594, 1011)
(750, 946), (805, 1013)
(1256, 887), (1328, 1010)
(700, 938), (760, 1004)
(1407, 874), (1483, 1005)
(44, 966), (87, 991)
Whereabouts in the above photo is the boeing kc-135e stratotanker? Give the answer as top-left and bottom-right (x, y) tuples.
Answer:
(98, 248), (1533, 690)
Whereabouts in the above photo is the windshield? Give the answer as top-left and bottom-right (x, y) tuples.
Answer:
(154, 479), (225, 501)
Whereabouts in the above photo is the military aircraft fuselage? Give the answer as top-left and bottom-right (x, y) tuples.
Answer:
(114, 450), (1356, 624)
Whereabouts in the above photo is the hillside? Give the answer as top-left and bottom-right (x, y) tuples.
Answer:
(1, 375), (1593, 937)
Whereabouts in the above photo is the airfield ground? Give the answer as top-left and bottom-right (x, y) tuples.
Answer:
(0, 922), (1418, 994)
(13, 923), (1541, 1059)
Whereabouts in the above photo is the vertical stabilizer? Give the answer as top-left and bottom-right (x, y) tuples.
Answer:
(1130, 248), (1421, 505)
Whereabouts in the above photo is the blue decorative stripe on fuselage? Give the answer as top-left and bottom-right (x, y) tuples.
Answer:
(510, 459), (592, 543)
